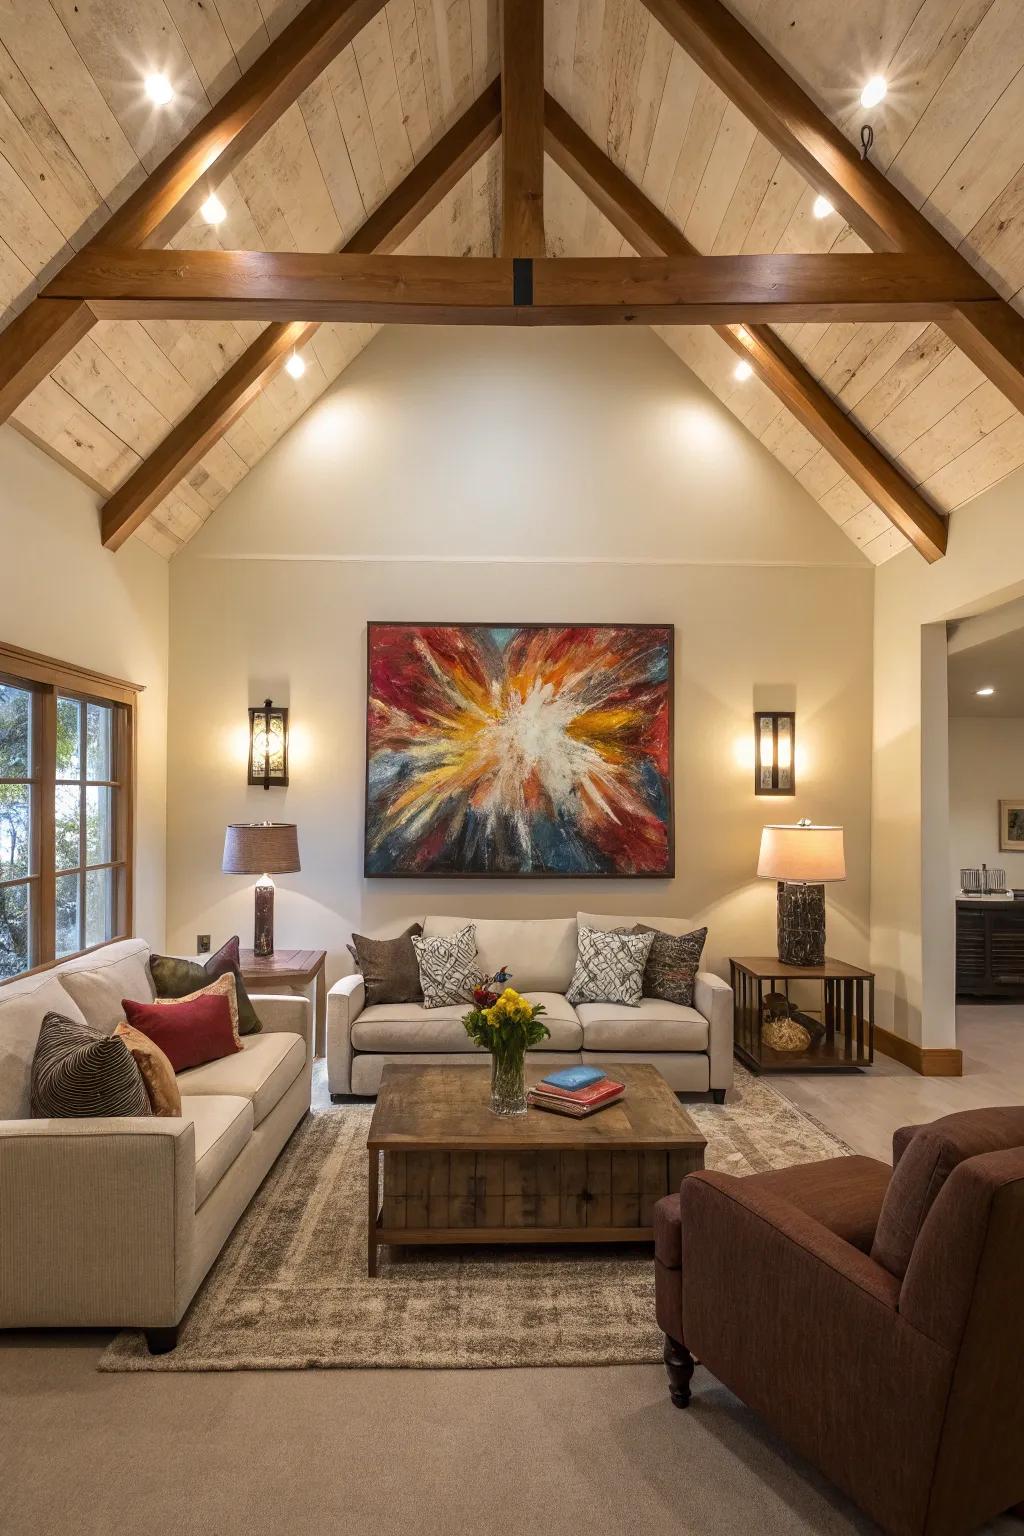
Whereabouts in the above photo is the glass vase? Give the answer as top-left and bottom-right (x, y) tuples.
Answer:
(490, 1045), (528, 1117)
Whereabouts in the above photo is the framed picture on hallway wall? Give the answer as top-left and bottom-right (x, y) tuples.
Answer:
(364, 622), (674, 878)
(999, 799), (1024, 853)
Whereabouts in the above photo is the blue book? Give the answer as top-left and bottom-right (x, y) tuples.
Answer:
(541, 1066), (607, 1092)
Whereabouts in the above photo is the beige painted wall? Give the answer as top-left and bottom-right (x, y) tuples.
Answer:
(167, 326), (873, 987)
(949, 717), (1024, 886)
(871, 467), (1024, 1047)
(0, 428), (170, 948)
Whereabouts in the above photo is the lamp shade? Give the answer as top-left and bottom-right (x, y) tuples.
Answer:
(757, 822), (845, 883)
(222, 822), (300, 876)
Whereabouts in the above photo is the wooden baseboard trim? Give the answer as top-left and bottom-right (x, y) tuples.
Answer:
(875, 1025), (963, 1077)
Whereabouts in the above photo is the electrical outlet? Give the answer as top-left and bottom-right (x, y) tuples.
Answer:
(196, 934), (211, 954)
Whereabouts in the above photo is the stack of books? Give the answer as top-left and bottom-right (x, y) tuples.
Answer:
(528, 1065), (625, 1118)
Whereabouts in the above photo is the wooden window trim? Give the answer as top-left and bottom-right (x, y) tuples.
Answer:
(0, 642), (142, 984)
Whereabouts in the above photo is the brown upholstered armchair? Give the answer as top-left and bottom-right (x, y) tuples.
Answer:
(654, 1107), (1024, 1536)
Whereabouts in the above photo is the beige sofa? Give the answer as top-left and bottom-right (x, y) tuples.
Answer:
(0, 938), (311, 1352)
(327, 913), (733, 1101)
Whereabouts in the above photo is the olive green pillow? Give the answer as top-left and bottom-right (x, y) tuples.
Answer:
(149, 935), (262, 1036)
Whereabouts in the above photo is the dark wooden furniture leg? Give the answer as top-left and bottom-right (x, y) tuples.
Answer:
(367, 1146), (379, 1278)
(663, 1334), (694, 1407)
(145, 1326), (178, 1354)
(710, 1089), (726, 1104)
(314, 953), (327, 1058)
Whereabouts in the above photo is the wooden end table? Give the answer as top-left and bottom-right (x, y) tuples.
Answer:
(365, 1062), (706, 1277)
(239, 947), (327, 1057)
(730, 956), (874, 1073)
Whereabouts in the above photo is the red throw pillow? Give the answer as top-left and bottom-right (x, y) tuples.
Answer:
(121, 992), (241, 1073)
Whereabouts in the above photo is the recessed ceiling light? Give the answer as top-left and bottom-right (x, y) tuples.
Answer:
(201, 193), (226, 225)
(144, 73), (174, 105)
(285, 351), (306, 380)
(733, 360), (753, 382)
(812, 194), (834, 219)
(976, 686), (995, 697)
(860, 75), (887, 109)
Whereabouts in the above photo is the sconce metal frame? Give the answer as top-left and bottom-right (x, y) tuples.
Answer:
(754, 710), (796, 796)
(248, 698), (290, 790)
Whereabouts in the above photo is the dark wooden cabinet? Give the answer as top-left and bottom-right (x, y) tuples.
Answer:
(956, 899), (1024, 1000)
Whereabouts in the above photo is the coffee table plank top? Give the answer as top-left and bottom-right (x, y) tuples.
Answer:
(368, 1063), (706, 1154)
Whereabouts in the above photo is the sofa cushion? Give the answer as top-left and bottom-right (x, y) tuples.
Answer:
(411, 923), (483, 1007)
(0, 971), (91, 1118)
(348, 924), (423, 1005)
(351, 992), (583, 1053)
(175, 1031), (305, 1126)
(122, 991), (241, 1074)
(30, 1011), (152, 1119)
(634, 924), (708, 1008)
(422, 916), (578, 994)
(871, 1106), (1024, 1278)
(578, 911), (702, 939)
(576, 998), (708, 1052)
(57, 938), (153, 1032)
(114, 1020), (182, 1116)
(150, 936), (262, 1036)
(566, 926), (654, 1007)
(182, 1093), (253, 1210)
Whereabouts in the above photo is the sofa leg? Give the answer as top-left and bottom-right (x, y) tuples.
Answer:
(145, 1327), (178, 1355)
(663, 1335), (694, 1408)
(710, 1088), (726, 1105)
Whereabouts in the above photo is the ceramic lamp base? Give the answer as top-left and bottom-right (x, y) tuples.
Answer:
(777, 881), (825, 967)
(254, 876), (275, 957)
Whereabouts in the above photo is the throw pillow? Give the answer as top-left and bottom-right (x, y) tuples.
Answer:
(634, 924), (707, 1007)
(121, 992), (241, 1074)
(155, 972), (241, 1048)
(149, 936), (262, 1036)
(30, 1011), (151, 1119)
(566, 926), (655, 1008)
(410, 923), (483, 1008)
(347, 924), (424, 1006)
(113, 1021), (182, 1116)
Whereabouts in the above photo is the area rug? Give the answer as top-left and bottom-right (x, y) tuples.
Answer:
(99, 1067), (851, 1373)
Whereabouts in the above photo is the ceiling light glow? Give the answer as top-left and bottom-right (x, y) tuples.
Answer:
(976, 686), (995, 697)
(860, 75), (887, 109)
(813, 194), (834, 219)
(733, 360), (754, 382)
(285, 351), (306, 380)
(144, 73), (174, 105)
(201, 193), (226, 225)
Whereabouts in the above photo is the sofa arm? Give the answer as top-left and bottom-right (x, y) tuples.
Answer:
(250, 992), (313, 1060)
(0, 1117), (196, 1330)
(694, 970), (733, 1092)
(327, 974), (365, 1096)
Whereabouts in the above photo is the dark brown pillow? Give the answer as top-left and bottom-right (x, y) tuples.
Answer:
(31, 1011), (151, 1119)
(615, 924), (708, 1007)
(149, 935), (261, 1036)
(347, 924), (423, 1006)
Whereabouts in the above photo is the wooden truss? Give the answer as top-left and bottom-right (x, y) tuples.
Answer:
(6, 0), (1024, 562)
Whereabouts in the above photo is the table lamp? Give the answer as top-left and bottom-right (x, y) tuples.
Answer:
(757, 819), (846, 967)
(222, 822), (300, 957)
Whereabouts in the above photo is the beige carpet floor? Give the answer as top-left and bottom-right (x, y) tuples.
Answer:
(100, 1066), (850, 1372)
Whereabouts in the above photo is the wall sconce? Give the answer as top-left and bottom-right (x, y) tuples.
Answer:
(754, 711), (795, 795)
(248, 698), (289, 790)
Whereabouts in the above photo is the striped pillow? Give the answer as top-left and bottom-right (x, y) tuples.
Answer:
(30, 1011), (152, 1119)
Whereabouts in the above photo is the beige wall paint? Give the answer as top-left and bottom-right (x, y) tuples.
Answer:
(871, 466), (1024, 1047)
(949, 717), (1024, 885)
(0, 428), (170, 948)
(167, 326), (873, 986)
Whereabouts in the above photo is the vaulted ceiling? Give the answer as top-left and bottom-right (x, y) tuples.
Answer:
(1, 0), (1023, 562)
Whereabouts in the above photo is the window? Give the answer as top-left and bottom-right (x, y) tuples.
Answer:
(0, 645), (137, 982)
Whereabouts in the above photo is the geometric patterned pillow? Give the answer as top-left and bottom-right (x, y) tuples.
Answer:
(411, 923), (483, 1009)
(30, 1011), (152, 1118)
(634, 925), (707, 1007)
(566, 926), (655, 1008)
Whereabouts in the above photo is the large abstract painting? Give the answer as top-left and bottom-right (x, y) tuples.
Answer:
(364, 623), (673, 878)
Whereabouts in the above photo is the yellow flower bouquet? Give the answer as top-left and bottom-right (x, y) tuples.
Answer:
(463, 976), (549, 1116)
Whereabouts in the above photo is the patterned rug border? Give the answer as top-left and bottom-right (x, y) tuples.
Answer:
(98, 1065), (857, 1373)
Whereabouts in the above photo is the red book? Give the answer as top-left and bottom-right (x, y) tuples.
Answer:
(528, 1087), (625, 1118)
(531, 1077), (625, 1107)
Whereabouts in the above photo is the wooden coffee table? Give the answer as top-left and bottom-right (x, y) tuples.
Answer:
(365, 1062), (706, 1276)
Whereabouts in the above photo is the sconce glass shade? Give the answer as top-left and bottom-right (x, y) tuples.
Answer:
(758, 822), (846, 884)
(754, 710), (795, 794)
(248, 698), (289, 789)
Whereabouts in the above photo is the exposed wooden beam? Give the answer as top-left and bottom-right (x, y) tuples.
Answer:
(0, 0), (389, 424)
(642, 0), (1024, 415)
(544, 93), (946, 562)
(501, 0), (544, 256)
(46, 250), (993, 326)
(100, 82), (502, 552)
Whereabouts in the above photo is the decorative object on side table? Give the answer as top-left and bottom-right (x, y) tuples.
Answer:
(731, 957), (873, 1072)
(462, 973), (549, 1116)
(221, 821), (300, 957)
(757, 819), (846, 966)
